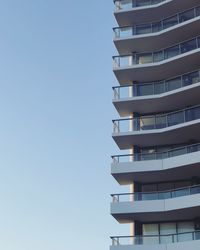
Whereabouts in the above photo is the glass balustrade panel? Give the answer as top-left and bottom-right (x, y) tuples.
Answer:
(164, 45), (179, 59)
(140, 116), (155, 130)
(183, 71), (200, 86)
(179, 9), (195, 23)
(136, 24), (151, 35)
(181, 38), (197, 53)
(136, 53), (152, 64)
(166, 77), (182, 91)
(167, 111), (184, 126)
(137, 83), (154, 96)
(163, 15), (178, 29)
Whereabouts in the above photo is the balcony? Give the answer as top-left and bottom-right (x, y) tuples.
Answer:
(111, 185), (200, 202)
(113, 105), (200, 148)
(114, 0), (200, 26)
(113, 69), (200, 116)
(111, 192), (200, 222)
(113, 36), (200, 84)
(110, 232), (200, 250)
(111, 144), (200, 184)
(114, 6), (200, 53)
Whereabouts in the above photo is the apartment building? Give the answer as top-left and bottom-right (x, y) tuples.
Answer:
(110, 0), (200, 249)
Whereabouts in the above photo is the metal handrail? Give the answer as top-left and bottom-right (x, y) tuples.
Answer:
(111, 142), (200, 163)
(111, 184), (200, 202)
(113, 5), (200, 38)
(111, 230), (200, 245)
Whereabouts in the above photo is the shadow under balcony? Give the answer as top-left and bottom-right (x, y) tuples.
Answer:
(114, 0), (200, 26)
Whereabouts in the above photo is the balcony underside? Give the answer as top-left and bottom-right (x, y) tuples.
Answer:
(113, 120), (200, 149)
(114, 18), (200, 54)
(114, 0), (200, 26)
(113, 49), (200, 84)
(113, 82), (200, 117)
(111, 194), (200, 223)
(110, 239), (200, 250)
(111, 151), (200, 185)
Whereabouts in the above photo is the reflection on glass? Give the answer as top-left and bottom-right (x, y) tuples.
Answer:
(166, 77), (181, 91)
(179, 9), (195, 23)
(167, 111), (184, 126)
(164, 45), (179, 59)
(163, 15), (178, 29)
(181, 39), (197, 53)
(136, 53), (152, 64)
(136, 24), (151, 35)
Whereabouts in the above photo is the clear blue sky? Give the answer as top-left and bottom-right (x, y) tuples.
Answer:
(0, 1), (129, 250)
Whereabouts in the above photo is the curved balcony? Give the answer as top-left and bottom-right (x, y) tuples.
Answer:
(113, 105), (200, 148)
(111, 192), (200, 222)
(113, 36), (200, 84)
(114, 0), (200, 26)
(110, 232), (200, 249)
(114, 0), (166, 11)
(113, 70), (200, 116)
(111, 143), (200, 184)
(111, 185), (200, 203)
(114, 6), (200, 53)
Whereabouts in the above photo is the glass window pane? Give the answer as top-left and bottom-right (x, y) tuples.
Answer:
(185, 107), (200, 121)
(164, 45), (179, 59)
(142, 224), (159, 244)
(163, 15), (178, 29)
(154, 81), (165, 94)
(119, 0), (132, 9)
(160, 223), (176, 244)
(118, 27), (133, 38)
(142, 184), (157, 192)
(140, 117), (155, 130)
(182, 71), (200, 86)
(152, 21), (162, 32)
(166, 77), (182, 91)
(153, 51), (163, 62)
(155, 115), (166, 129)
(177, 222), (194, 242)
(136, 24), (151, 35)
(196, 6), (200, 16)
(180, 39), (197, 53)
(135, 0), (151, 7)
(179, 9), (195, 23)
(136, 53), (152, 64)
(143, 224), (159, 235)
(137, 84), (154, 96)
(167, 111), (184, 126)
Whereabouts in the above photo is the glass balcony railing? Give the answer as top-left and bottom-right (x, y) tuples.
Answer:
(114, 0), (166, 11)
(111, 184), (200, 202)
(112, 143), (200, 163)
(111, 231), (200, 246)
(113, 105), (200, 134)
(114, 6), (200, 39)
(113, 36), (200, 68)
(113, 69), (200, 99)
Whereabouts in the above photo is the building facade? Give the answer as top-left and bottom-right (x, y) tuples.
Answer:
(110, 0), (200, 250)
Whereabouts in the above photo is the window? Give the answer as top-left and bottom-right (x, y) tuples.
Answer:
(179, 9), (195, 23)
